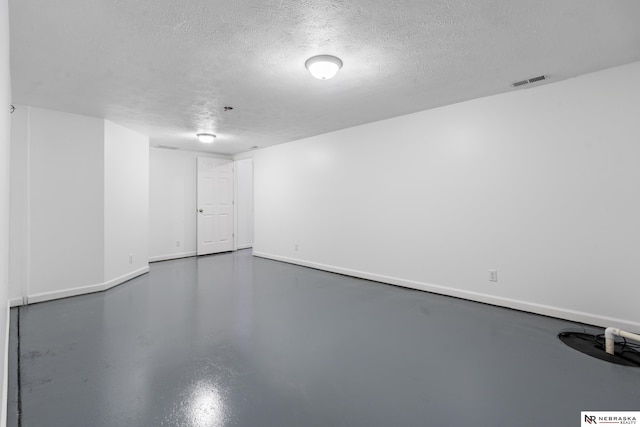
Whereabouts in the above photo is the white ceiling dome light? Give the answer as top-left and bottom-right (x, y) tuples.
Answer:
(197, 133), (216, 143)
(305, 55), (343, 80)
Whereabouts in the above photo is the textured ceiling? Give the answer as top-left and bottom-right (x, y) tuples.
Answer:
(9, 0), (640, 155)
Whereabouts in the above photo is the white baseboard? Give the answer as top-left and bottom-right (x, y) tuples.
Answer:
(27, 282), (105, 304)
(253, 251), (640, 332)
(2, 306), (9, 427)
(149, 251), (196, 263)
(237, 244), (253, 250)
(103, 267), (150, 291)
(26, 266), (150, 305)
(8, 298), (23, 308)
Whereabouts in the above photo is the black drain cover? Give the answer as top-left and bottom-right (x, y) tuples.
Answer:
(558, 331), (640, 367)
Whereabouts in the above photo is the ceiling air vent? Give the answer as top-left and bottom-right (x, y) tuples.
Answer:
(512, 75), (549, 88)
(154, 145), (179, 150)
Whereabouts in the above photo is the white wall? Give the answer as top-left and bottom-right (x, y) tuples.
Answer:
(1, 0), (11, 421)
(104, 121), (149, 284)
(254, 60), (640, 332)
(235, 158), (254, 249)
(8, 106), (26, 305)
(28, 107), (105, 300)
(149, 148), (230, 261)
(9, 107), (150, 303)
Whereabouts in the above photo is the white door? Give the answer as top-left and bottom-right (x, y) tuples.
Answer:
(197, 158), (234, 255)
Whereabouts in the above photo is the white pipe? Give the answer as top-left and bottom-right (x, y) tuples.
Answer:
(604, 327), (640, 355)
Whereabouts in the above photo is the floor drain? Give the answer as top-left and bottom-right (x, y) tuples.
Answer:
(558, 331), (640, 367)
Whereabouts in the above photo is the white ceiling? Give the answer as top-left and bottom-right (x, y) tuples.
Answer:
(9, 0), (640, 156)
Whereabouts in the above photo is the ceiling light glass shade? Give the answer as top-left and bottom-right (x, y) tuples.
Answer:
(197, 133), (216, 143)
(305, 55), (343, 80)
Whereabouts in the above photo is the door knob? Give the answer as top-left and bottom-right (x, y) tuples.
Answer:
(198, 209), (203, 213)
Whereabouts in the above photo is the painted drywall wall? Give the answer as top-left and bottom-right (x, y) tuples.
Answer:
(10, 107), (149, 303)
(104, 121), (149, 283)
(27, 107), (105, 299)
(235, 158), (254, 249)
(1, 0), (11, 421)
(254, 60), (640, 331)
(149, 148), (230, 261)
(8, 105), (26, 305)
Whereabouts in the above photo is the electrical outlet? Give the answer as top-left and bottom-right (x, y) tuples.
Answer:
(176, 240), (181, 247)
(294, 244), (299, 251)
(129, 254), (133, 264)
(489, 269), (498, 282)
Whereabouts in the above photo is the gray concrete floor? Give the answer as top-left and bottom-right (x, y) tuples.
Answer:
(7, 249), (640, 426)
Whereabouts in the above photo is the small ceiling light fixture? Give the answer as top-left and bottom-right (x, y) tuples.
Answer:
(305, 55), (343, 80)
(197, 133), (216, 143)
